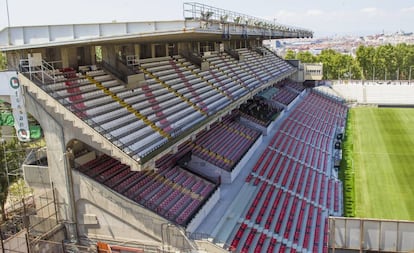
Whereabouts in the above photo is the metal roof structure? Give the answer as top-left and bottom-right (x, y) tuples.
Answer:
(0, 2), (312, 51)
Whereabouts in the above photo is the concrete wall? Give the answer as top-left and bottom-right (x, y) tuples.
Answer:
(186, 188), (220, 233)
(329, 217), (414, 252)
(230, 135), (263, 183)
(239, 117), (269, 135)
(74, 170), (164, 245)
(332, 82), (414, 104)
(188, 155), (223, 182)
(23, 165), (50, 188)
(73, 171), (196, 251)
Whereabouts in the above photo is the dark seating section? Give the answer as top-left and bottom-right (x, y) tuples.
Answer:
(77, 154), (218, 226)
(191, 111), (261, 171)
(230, 92), (346, 253)
(238, 79), (306, 125)
(238, 97), (279, 126)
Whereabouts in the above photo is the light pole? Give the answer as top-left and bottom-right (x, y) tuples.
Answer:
(5, 0), (11, 45)
(409, 66), (413, 85)
(5, 0), (10, 27)
(397, 68), (399, 81)
(372, 66), (375, 83)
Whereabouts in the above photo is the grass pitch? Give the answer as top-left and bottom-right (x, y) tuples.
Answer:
(350, 107), (414, 220)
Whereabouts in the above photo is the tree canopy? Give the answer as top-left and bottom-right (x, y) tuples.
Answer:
(0, 138), (27, 221)
(285, 43), (414, 80)
(0, 53), (6, 70)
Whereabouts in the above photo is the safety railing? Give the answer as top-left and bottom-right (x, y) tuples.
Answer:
(183, 2), (313, 36)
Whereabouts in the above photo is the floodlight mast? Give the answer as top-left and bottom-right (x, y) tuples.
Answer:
(5, 0), (11, 45)
(6, 1), (10, 26)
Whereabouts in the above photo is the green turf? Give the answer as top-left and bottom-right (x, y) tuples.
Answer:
(350, 107), (414, 220)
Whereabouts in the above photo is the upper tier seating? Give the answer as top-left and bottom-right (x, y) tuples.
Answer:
(230, 92), (346, 253)
(32, 48), (298, 161)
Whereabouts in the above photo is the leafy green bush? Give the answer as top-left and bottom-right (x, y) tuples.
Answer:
(339, 110), (355, 217)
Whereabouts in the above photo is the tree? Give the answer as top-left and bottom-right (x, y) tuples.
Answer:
(0, 53), (7, 70)
(356, 43), (414, 81)
(356, 45), (375, 80)
(8, 178), (33, 203)
(296, 51), (317, 63)
(318, 49), (340, 80)
(284, 49), (296, 60)
(0, 138), (26, 221)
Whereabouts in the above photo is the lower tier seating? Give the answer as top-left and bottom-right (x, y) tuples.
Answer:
(230, 91), (346, 253)
(77, 155), (218, 226)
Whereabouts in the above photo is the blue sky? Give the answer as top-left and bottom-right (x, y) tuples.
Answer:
(0, 0), (413, 37)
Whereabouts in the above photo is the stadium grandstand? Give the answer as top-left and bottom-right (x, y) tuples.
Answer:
(2, 2), (410, 253)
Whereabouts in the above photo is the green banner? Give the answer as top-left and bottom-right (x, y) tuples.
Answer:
(0, 112), (42, 139)
(0, 112), (14, 126)
(29, 125), (42, 140)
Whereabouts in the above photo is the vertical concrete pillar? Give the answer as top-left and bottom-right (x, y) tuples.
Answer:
(125, 44), (134, 57)
(24, 93), (78, 242)
(90, 46), (96, 65)
(177, 42), (185, 54)
(165, 44), (169, 57)
(134, 44), (140, 59)
(196, 42), (200, 55)
(101, 44), (117, 66)
(60, 48), (70, 68)
(6, 51), (20, 70)
(151, 44), (156, 58)
(223, 41), (231, 51)
(82, 46), (91, 66)
(60, 47), (78, 68)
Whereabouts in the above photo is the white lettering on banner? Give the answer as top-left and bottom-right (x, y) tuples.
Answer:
(8, 75), (30, 142)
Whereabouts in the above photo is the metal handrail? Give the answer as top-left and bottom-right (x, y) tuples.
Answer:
(183, 2), (313, 36)
(19, 59), (56, 84)
(20, 71), (123, 150)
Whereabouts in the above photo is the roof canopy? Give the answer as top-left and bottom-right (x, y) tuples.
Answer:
(0, 2), (312, 51)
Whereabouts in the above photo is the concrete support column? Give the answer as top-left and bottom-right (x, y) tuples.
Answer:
(125, 44), (135, 57)
(6, 51), (20, 70)
(222, 41), (231, 51)
(134, 44), (141, 59)
(60, 48), (69, 68)
(165, 44), (169, 57)
(150, 44), (156, 58)
(60, 47), (77, 68)
(214, 42), (221, 52)
(177, 42), (194, 55)
(101, 44), (117, 66)
(90, 46), (96, 65)
(24, 93), (78, 242)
